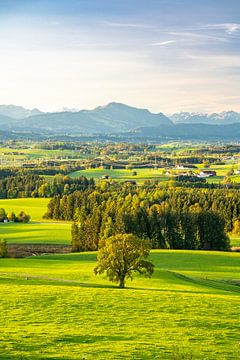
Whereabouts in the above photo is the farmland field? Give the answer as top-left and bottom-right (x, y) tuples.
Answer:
(0, 198), (50, 221)
(0, 221), (71, 244)
(0, 198), (71, 245)
(69, 165), (240, 185)
(70, 168), (170, 183)
(0, 250), (239, 359)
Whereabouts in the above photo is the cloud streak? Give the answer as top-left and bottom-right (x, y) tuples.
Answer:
(168, 31), (229, 43)
(205, 23), (240, 34)
(103, 21), (154, 29)
(150, 40), (177, 46)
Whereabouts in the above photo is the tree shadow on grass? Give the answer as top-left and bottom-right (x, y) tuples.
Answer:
(2, 269), (239, 295)
(0, 275), (116, 290)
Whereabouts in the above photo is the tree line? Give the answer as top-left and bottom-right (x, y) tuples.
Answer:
(0, 174), (94, 198)
(44, 183), (233, 251)
(0, 208), (30, 223)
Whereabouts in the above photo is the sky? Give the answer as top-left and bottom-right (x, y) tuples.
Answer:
(0, 0), (240, 114)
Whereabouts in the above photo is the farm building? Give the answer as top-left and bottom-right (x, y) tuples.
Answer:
(199, 170), (216, 177)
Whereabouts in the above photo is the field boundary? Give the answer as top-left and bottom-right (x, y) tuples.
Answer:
(7, 244), (72, 258)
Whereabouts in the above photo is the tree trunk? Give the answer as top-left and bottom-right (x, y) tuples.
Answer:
(119, 276), (125, 288)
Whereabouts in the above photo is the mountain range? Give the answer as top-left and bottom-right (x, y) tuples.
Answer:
(0, 103), (240, 140)
(170, 111), (240, 125)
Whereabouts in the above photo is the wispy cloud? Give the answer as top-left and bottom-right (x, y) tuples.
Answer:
(205, 23), (240, 34)
(168, 31), (228, 43)
(150, 40), (177, 46)
(103, 21), (154, 29)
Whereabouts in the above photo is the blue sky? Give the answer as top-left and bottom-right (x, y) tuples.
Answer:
(0, 0), (240, 113)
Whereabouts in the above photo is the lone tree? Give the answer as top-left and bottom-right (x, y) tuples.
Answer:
(94, 233), (154, 288)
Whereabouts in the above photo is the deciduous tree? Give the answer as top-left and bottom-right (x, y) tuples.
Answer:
(94, 233), (154, 288)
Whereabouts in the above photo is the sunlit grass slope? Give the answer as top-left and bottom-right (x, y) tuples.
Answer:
(0, 250), (239, 359)
(0, 198), (71, 245)
(0, 221), (71, 244)
(0, 198), (49, 221)
(70, 168), (168, 184)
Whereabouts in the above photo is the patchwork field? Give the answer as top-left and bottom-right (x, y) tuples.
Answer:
(69, 164), (240, 185)
(0, 250), (239, 359)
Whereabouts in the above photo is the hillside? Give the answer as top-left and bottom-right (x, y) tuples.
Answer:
(0, 250), (239, 359)
(0, 103), (173, 134)
(0, 105), (42, 119)
(135, 122), (240, 140)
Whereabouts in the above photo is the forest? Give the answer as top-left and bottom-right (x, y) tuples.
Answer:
(44, 183), (235, 251)
(0, 174), (94, 198)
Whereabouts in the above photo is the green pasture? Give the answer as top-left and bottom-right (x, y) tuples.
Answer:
(0, 198), (49, 221)
(0, 250), (239, 359)
(70, 168), (168, 183)
(0, 198), (71, 245)
(0, 146), (86, 161)
(230, 235), (240, 247)
(0, 221), (71, 245)
(70, 164), (240, 185)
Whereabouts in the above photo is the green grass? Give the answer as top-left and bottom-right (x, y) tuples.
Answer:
(0, 221), (71, 244)
(70, 168), (168, 184)
(0, 198), (71, 245)
(0, 250), (239, 359)
(70, 164), (240, 185)
(229, 234), (240, 247)
(0, 198), (50, 221)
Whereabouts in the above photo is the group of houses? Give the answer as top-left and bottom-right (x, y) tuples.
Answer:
(165, 165), (217, 178)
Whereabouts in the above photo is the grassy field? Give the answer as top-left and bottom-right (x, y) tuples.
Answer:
(70, 165), (240, 185)
(0, 250), (239, 359)
(230, 235), (240, 247)
(0, 198), (50, 221)
(0, 222), (71, 245)
(70, 168), (169, 184)
(0, 198), (71, 245)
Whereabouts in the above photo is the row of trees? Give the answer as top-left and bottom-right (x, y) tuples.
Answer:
(44, 184), (232, 251)
(0, 174), (94, 199)
(0, 208), (30, 223)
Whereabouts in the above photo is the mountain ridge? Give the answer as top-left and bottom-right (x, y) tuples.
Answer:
(0, 102), (240, 139)
(170, 111), (240, 125)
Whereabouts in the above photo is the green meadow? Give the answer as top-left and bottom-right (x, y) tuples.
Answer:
(70, 168), (169, 183)
(230, 235), (240, 247)
(0, 198), (50, 221)
(0, 221), (71, 245)
(0, 198), (71, 245)
(69, 164), (240, 185)
(0, 250), (239, 359)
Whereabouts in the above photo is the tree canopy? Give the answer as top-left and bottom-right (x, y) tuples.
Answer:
(94, 233), (154, 288)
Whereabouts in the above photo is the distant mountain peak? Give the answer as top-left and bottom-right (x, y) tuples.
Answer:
(170, 110), (240, 125)
(95, 102), (150, 113)
(0, 104), (43, 119)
